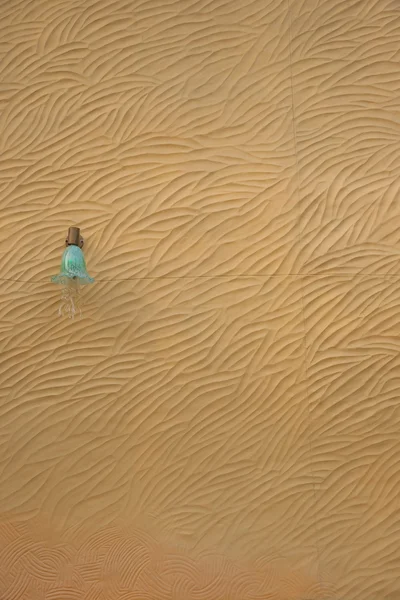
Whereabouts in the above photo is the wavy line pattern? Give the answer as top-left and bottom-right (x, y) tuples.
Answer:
(0, 0), (298, 282)
(1, 0), (400, 598)
(0, 278), (314, 545)
(291, 0), (400, 276)
(302, 275), (400, 600)
(0, 276), (325, 596)
(0, 520), (329, 600)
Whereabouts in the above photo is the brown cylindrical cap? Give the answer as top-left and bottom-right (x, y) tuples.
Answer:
(66, 226), (81, 246)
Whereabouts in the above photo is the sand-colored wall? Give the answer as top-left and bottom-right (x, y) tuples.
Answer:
(1, 1), (400, 598)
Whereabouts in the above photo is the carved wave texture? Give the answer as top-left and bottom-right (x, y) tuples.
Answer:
(0, 0), (400, 599)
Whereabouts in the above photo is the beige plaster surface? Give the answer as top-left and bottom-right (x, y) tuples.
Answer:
(0, 0), (400, 598)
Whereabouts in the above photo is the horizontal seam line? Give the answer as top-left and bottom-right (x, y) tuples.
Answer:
(2, 273), (400, 283)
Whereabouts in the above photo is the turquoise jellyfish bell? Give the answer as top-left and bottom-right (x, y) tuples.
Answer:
(51, 227), (94, 285)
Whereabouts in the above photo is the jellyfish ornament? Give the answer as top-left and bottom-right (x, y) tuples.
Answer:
(52, 227), (94, 285)
(52, 227), (94, 318)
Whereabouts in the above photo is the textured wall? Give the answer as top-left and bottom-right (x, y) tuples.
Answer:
(1, 0), (400, 598)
